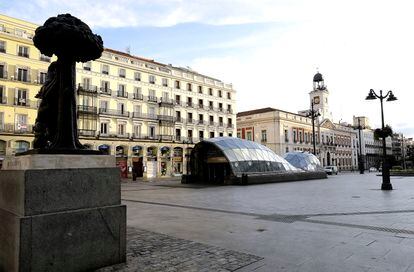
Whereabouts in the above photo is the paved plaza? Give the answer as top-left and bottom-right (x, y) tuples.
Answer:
(106, 173), (414, 271)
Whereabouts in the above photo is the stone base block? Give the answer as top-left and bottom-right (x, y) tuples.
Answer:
(0, 205), (126, 272)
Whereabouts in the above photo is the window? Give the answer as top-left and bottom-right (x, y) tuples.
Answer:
(38, 72), (47, 84)
(227, 92), (231, 99)
(208, 88), (213, 95)
(117, 103), (125, 114)
(187, 97), (192, 107)
(218, 90), (222, 97)
(286, 147), (289, 153)
(175, 95), (181, 105)
(0, 41), (5, 53)
(83, 62), (91, 71)
(187, 112), (193, 123)
(100, 100), (108, 111)
(17, 68), (29, 82)
(175, 80), (180, 89)
(199, 131), (204, 140)
(117, 123), (126, 135)
(119, 68), (126, 78)
(101, 81), (110, 93)
(100, 122), (108, 135)
(218, 103), (223, 111)
(175, 128), (181, 140)
(284, 129), (289, 142)
(149, 126), (156, 138)
(118, 84), (126, 97)
(134, 72), (141, 81)
(299, 131), (303, 143)
(0, 64), (5, 78)
(219, 132), (224, 137)
(187, 83), (192, 91)
(175, 111), (181, 122)
(0, 112), (3, 130)
(198, 99), (203, 108)
(199, 114), (204, 124)
(198, 86), (203, 94)
(15, 114), (27, 131)
(227, 105), (232, 113)
(0, 85), (5, 104)
(162, 78), (168, 87)
(210, 131), (215, 138)
(293, 130), (297, 142)
(237, 132), (241, 138)
(187, 129), (193, 139)
(209, 115), (214, 125)
(148, 106), (156, 118)
(18, 46), (29, 58)
(134, 105), (142, 114)
(209, 101), (214, 110)
(228, 118), (233, 128)
(228, 133), (232, 137)
(102, 65), (109, 74)
(134, 125), (141, 137)
(149, 75), (156, 84)
(15, 89), (27, 106)
(219, 117), (223, 126)
(247, 131), (252, 141)
(133, 87), (142, 99)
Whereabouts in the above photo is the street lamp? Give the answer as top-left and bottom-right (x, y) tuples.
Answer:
(365, 89), (397, 190)
(354, 117), (365, 174)
(307, 101), (321, 155)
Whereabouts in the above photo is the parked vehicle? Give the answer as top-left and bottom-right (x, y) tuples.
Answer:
(324, 166), (338, 175)
(369, 167), (377, 172)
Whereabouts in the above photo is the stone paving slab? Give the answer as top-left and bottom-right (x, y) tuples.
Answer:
(98, 227), (263, 272)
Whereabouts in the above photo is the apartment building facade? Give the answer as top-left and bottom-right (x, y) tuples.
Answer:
(0, 14), (237, 177)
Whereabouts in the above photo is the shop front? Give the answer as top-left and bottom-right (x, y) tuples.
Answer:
(146, 146), (158, 178)
(116, 145), (128, 178)
(98, 144), (111, 155)
(132, 145), (144, 179)
(172, 147), (183, 176)
(160, 146), (171, 176)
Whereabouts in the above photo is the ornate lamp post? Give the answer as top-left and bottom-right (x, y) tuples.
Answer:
(366, 89), (397, 190)
(355, 117), (365, 174)
(307, 101), (321, 155)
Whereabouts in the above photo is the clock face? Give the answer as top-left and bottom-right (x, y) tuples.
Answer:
(314, 96), (320, 104)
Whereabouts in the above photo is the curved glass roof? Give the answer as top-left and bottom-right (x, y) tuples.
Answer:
(204, 137), (299, 175)
(283, 152), (322, 171)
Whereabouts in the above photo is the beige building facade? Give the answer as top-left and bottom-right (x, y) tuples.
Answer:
(0, 14), (237, 177)
(237, 73), (358, 170)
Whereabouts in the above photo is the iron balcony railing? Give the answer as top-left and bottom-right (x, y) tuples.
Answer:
(147, 96), (158, 103)
(78, 84), (98, 94)
(158, 115), (174, 122)
(227, 124), (234, 129)
(0, 123), (33, 134)
(132, 112), (158, 120)
(159, 97), (174, 105)
(99, 108), (129, 117)
(175, 116), (183, 122)
(100, 87), (112, 96)
(132, 93), (144, 100)
(77, 105), (97, 114)
(78, 129), (96, 137)
(117, 91), (128, 98)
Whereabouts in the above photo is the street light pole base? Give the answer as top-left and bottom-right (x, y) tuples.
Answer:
(381, 183), (393, 190)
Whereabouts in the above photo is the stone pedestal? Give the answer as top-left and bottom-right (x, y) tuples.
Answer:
(0, 155), (126, 272)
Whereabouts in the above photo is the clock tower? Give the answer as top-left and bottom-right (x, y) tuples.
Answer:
(309, 72), (332, 121)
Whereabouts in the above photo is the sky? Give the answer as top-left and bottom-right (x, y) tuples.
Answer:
(1, 0), (413, 137)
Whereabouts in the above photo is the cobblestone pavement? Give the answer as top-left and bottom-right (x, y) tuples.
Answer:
(99, 228), (262, 272)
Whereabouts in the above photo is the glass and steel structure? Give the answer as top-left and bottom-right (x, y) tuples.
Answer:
(284, 152), (323, 171)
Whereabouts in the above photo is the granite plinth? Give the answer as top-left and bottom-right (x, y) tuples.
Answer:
(0, 155), (126, 272)
(2, 154), (115, 170)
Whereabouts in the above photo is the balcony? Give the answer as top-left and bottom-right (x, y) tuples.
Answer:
(78, 129), (96, 137)
(226, 109), (233, 114)
(132, 93), (144, 100)
(40, 56), (51, 62)
(218, 122), (224, 127)
(77, 105), (97, 115)
(100, 87), (112, 96)
(187, 118), (195, 125)
(99, 108), (129, 118)
(147, 96), (158, 103)
(175, 100), (182, 106)
(186, 101), (193, 108)
(15, 75), (30, 82)
(18, 52), (29, 58)
(132, 112), (157, 120)
(227, 124), (234, 129)
(132, 134), (160, 140)
(116, 133), (129, 138)
(159, 97), (174, 106)
(0, 96), (6, 104)
(117, 91), (128, 98)
(0, 123), (33, 134)
(159, 135), (174, 141)
(77, 84), (98, 95)
(218, 107), (224, 112)
(14, 98), (38, 108)
(158, 115), (174, 123)
(175, 116), (183, 123)
(209, 121), (216, 127)
(197, 120), (205, 126)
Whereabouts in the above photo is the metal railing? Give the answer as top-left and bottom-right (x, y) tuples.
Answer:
(99, 108), (129, 117)
(0, 123), (33, 134)
(78, 129), (96, 137)
(77, 105), (97, 114)
(117, 91), (128, 98)
(147, 96), (158, 102)
(78, 84), (98, 94)
(132, 93), (144, 100)
(100, 87), (112, 96)
(132, 112), (158, 120)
